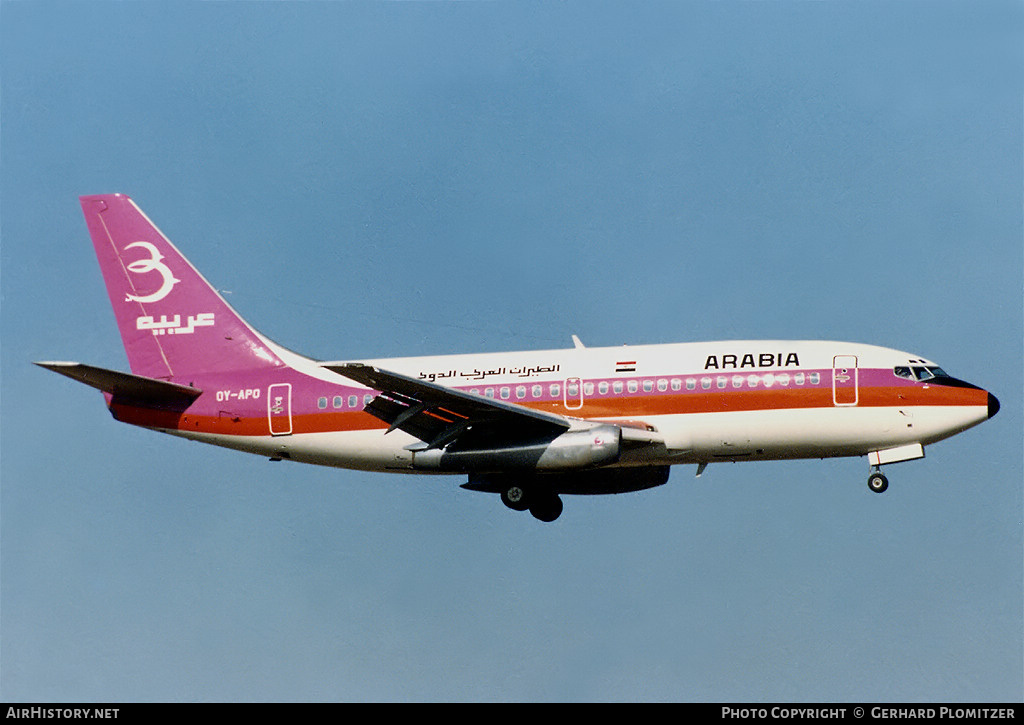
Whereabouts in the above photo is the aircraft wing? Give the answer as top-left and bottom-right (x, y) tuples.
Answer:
(323, 363), (571, 449)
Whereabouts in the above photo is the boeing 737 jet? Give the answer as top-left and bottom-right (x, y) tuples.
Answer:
(37, 194), (1000, 521)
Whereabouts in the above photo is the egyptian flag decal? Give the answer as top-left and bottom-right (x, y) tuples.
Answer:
(616, 360), (636, 373)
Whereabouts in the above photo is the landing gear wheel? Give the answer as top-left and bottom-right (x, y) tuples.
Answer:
(529, 492), (563, 522)
(868, 471), (889, 493)
(500, 485), (529, 511)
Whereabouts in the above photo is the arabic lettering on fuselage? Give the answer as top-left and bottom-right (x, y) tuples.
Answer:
(136, 313), (215, 336)
(418, 364), (561, 383)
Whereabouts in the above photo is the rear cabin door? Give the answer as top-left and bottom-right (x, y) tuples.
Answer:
(832, 356), (858, 407)
(268, 383), (293, 435)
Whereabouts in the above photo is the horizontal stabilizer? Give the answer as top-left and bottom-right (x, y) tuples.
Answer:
(35, 361), (202, 409)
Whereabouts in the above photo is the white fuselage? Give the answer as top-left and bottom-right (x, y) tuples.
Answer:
(156, 339), (991, 475)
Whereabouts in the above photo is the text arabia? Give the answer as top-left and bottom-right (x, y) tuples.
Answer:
(704, 353), (801, 370)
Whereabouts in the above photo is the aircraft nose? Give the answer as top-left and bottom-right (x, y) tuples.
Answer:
(988, 392), (1000, 419)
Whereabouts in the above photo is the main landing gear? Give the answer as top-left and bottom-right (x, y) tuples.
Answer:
(500, 484), (563, 522)
(867, 468), (889, 494)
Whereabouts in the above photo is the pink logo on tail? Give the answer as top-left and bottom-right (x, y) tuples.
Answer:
(123, 241), (180, 303)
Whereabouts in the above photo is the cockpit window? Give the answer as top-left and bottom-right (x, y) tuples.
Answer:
(895, 365), (950, 382)
(913, 367), (935, 381)
(894, 366), (914, 380)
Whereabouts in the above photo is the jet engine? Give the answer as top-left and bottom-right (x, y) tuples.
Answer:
(411, 424), (621, 473)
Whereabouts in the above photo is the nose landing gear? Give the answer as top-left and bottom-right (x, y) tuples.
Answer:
(867, 468), (889, 493)
(865, 443), (926, 493)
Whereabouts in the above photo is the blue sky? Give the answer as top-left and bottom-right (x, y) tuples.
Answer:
(2, 0), (1021, 702)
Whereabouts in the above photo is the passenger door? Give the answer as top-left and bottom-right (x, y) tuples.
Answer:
(268, 383), (293, 435)
(832, 356), (858, 406)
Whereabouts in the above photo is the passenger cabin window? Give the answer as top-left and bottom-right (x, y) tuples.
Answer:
(598, 381), (609, 395)
(532, 384), (543, 398)
(333, 396), (343, 408)
(318, 397), (328, 409)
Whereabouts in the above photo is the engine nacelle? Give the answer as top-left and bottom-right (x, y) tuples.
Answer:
(412, 424), (621, 473)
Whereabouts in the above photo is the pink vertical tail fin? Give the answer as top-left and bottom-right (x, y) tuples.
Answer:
(80, 194), (289, 379)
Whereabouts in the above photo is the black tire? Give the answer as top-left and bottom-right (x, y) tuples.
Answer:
(500, 485), (529, 511)
(529, 493), (563, 522)
(868, 472), (889, 493)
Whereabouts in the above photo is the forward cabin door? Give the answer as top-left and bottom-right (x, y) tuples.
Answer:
(832, 355), (858, 406)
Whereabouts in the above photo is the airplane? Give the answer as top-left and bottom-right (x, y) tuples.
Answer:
(37, 194), (1000, 522)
